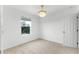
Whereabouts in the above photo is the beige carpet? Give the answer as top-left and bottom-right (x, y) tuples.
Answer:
(4, 39), (79, 54)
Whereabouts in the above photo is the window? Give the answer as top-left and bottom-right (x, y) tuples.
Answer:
(21, 17), (31, 34)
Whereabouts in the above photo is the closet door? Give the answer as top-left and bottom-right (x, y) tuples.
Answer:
(76, 15), (79, 54)
(76, 15), (79, 48)
(64, 15), (77, 48)
(73, 16), (77, 48)
(78, 16), (79, 48)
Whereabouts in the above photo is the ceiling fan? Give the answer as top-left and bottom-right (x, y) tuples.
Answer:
(38, 5), (47, 17)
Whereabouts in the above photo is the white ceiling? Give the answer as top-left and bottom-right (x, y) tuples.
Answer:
(9, 5), (79, 16)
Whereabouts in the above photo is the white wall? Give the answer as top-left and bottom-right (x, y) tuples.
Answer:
(2, 6), (40, 49)
(40, 7), (77, 48)
(40, 13), (65, 44)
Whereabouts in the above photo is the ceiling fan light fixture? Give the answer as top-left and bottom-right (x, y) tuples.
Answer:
(38, 5), (47, 17)
(38, 10), (47, 17)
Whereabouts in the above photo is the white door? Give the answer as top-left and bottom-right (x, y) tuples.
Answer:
(78, 16), (79, 48)
(64, 15), (77, 48)
(76, 15), (79, 48)
(73, 16), (77, 48)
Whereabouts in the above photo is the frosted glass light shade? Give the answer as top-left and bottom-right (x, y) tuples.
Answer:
(38, 11), (46, 17)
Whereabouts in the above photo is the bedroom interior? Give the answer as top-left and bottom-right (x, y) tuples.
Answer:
(0, 5), (79, 54)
